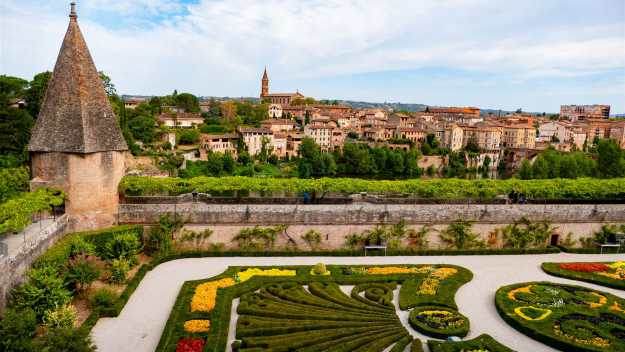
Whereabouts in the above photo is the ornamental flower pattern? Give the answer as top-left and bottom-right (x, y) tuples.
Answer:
(183, 319), (210, 333)
(190, 278), (235, 313)
(235, 268), (296, 283)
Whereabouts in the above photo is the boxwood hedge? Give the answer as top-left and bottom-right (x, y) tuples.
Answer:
(542, 262), (625, 290)
(495, 281), (625, 352)
(427, 334), (515, 352)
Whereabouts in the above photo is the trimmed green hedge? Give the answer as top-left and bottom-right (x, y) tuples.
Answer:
(156, 264), (473, 352)
(542, 262), (625, 290)
(495, 281), (625, 352)
(34, 225), (144, 269)
(427, 334), (515, 352)
(399, 266), (473, 310)
(119, 175), (625, 200)
(408, 306), (469, 339)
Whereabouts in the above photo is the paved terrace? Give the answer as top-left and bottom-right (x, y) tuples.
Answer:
(92, 253), (625, 352)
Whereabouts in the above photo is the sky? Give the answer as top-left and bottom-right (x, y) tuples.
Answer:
(1, 0), (624, 113)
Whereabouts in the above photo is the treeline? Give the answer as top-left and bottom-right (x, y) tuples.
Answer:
(518, 140), (625, 179)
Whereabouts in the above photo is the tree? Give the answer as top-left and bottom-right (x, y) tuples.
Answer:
(34, 327), (96, 352)
(127, 116), (156, 143)
(177, 129), (200, 145)
(10, 266), (72, 321)
(25, 71), (51, 117)
(464, 136), (480, 153)
(597, 139), (625, 178)
(176, 93), (200, 113)
(98, 71), (116, 97)
(517, 159), (532, 179)
(0, 108), (34, 164)
(0, 75), (28, 106)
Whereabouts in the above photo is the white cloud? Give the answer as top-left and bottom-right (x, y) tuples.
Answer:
(0, 0), (623, 111)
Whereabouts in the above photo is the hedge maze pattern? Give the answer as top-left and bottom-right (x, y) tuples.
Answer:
(496, 281), (625, 352)
(156, 264), (486, 352)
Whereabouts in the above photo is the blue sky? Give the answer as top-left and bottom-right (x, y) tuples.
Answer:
(1, 0), (624, 113)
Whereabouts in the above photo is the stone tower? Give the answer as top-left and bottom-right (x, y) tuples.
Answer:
(28, 2), (128, 230)
(261, 66), (269, 98)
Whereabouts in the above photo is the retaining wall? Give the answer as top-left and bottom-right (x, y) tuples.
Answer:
(0, 215), (69, 315)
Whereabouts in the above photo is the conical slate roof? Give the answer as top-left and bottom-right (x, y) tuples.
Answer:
(28, 4), (127, 153)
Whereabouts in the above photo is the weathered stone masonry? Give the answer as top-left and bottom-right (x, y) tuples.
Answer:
(119, 203), (625, 225)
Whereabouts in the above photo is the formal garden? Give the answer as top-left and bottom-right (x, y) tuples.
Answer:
(154, 263), (524, 352)
(542, 261), (625, 290)
(495, 281), (625, 352)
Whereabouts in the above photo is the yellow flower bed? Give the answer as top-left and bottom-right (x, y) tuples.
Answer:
(597, 268), (625, 281)
(507, 285), (532, 301)
(421, 310), (452, 316)
(608, 261), (625, 269)
(514, 306), (552, 321)
(610, 301), (625, 313)
(184, 319), (210, 333)
(236, 268), (296, 283)
(554, 324), (610, 347)
(415, 267), (457, 295)
(190, 278), (235, 312)
(366, 266), (422, 275)
(586, 292), (608, 308)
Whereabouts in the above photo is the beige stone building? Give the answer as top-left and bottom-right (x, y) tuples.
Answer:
(437, 124), (463, 151)
(199, 133), (238, 159)
(157, 112), (204, 128)
(28, 3), (128, 230)
(396, 127), (427, 144)
(260, 119), (296, 133)
(268, 104), (283, 118)
(461, 126), (502, 151)
(304, 124), (333, 150)
(560, 104), (610, 121)
(239, 127), (274, 156)
(260, 67), (305, 105)
(501, 125), (536, 149)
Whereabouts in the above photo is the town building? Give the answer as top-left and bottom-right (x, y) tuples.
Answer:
(560, 104), (610, 121)
(304, 124), (333, 150)
(461, 126), (502, 151)
(157, 112), (204, 128)
(260, 67), (305, 105)
(199, 133), (238, 159)
(426, 106), (482, 125)
(260, 119), (297, 133)
(501, 125), (536, 149)
(124, 97), (147, 109)
(268, 104), (283, 118)
(239, 127), (274, 156)
(28, 2), (128, 230)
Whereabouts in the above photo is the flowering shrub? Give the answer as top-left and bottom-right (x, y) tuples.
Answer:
(183, 320), (210, 333)
(176, 338), (205, 352)
(235, 268), (296, 283)
(558, 263), (609, 273)
(190, 278), (235, 312)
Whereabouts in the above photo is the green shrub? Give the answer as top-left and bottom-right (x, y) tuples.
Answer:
(89, 287), (118, 311)
(439, 220), (484, 249)
(233, 226), (280, 250)
(68, 237), (96, 257)
(408, 306), (469, 339)
(0, 188), (64, 234)
(411, 340), (425, 352)
(145, 215), (178, 255)
(109, 259), (130, 284)
(500, 217), (553, 249)
(65, 254), (100, 293)
(42, 305), (76, 329)
(33, 327), (95, 352)
(0, 308), (37, 352)
(0, 167), (29, 203)
(103, 232), (142, 262)
(10, 266), (72, 321)
(312, 262), (327, 275)
(302, 230), (322, 249)
(427, 334), (514, 352)
(33, 225), (143, 270)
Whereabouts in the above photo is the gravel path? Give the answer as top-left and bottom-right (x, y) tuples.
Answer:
(92, 253), (625, 352)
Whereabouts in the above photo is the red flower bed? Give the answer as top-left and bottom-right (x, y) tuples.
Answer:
(176, 338), (205, 352)
(559, 263), (609, 273)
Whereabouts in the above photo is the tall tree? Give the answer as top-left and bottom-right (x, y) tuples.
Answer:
(98, 71), (116, 97)
(25, 71), (52, 117)
(597, 139), (625, 178)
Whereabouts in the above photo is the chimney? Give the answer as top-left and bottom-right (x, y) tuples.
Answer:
(70, 2), (77, 20)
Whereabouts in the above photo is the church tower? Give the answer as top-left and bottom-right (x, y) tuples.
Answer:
(261, 66), (269, 98)
(28, 2), (128, 230)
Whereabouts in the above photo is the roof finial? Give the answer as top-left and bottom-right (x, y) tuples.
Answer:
(70, 2), (77, 20)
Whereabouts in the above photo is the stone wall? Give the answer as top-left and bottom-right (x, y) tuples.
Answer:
(119, 203), (625, 225)
(0, 215), (69, 316)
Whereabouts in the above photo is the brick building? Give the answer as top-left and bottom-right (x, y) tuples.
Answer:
(560, 104), (610, 121)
